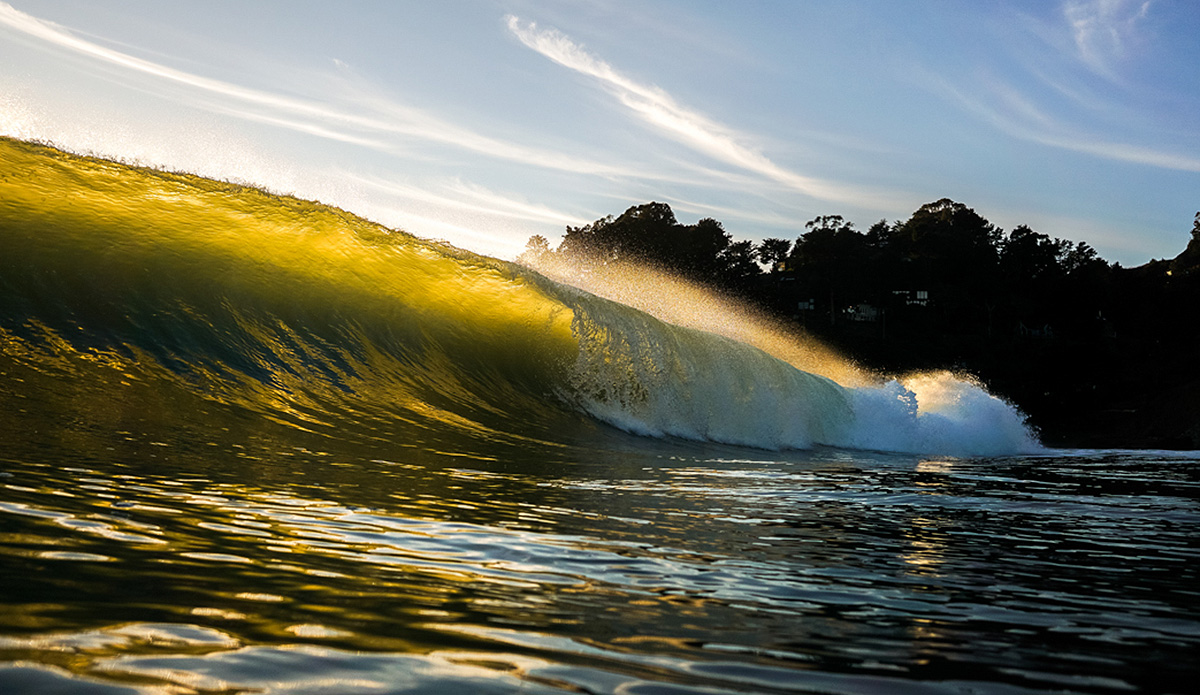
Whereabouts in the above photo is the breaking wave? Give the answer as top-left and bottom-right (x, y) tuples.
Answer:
(0, 137), (1040, 458)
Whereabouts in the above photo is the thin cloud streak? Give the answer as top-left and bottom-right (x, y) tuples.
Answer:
(664, 196), (814, 232)
(0, 2), (641, 180)
(442, 179), (593, 227)
(347, 173), (591, 228)
(505, 15), (909, 211)
(2, 1), (851, 257)
(365, 203), (520, 254)
(938, 74), (1200, 173)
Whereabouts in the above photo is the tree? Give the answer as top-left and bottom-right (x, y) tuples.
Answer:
(756, 238), (792, 272)
(558, 214), (617, 262)
(716, 239), (761, 286)
(1172, 212), (1200, 275)
(546, 202), (747, 288)
(789, 215), (868, 273)
(1062, 241), (1104, 275)
(786, 215), (874, 321)
(865, 219), (893, 248)
(556, 202), (680, 266)
(896, 200), (1002, 268)
(893, 199), (1001, 283)
(1001, 225), (1069, 281)
(678, 217), (732, 277)
(517, 234), (551, 265)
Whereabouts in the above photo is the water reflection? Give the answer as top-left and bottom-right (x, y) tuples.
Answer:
(900, 517), (947, 574)
(2, 420), (1198, 692)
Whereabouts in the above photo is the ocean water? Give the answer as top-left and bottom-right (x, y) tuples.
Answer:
(1, 137), (1198, 694)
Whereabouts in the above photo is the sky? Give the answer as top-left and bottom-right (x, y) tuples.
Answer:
(0, 0), (1196, 265)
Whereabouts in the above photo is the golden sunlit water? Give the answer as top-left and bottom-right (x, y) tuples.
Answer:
(2, 137), (1198, 694)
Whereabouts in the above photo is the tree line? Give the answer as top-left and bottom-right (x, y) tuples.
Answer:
(522, 200), (1200, 448)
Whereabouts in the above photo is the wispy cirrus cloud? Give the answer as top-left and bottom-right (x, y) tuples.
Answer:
(1062, 0), (1153, 78)
(0, 2), (635, 178)
(347, 173), (591, 228)
(937, 73), (1200, 173)
(505, 15), (908, 210)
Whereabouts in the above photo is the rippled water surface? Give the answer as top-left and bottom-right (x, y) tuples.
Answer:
(2, 431), (1197, 694)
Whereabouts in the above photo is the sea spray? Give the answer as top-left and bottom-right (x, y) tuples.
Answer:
(525, 255), (1042, 456)
(526, 256), (870, 387)
(1, 136), (1042, 457)
(844, 373), (1042, 456)
(555, 283), (850, 449)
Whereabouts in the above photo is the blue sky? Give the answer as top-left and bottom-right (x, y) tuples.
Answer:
(1, 0), (1196, 264)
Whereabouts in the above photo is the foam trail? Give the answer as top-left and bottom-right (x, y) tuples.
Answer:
(526, 256), (1042, 456)
(844, 373), (1043, 456)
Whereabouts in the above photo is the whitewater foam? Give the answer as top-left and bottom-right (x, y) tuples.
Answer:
(557, 287), (850, 450)
(843, 373), (1042, 456)
(526, 256), (1042, 457)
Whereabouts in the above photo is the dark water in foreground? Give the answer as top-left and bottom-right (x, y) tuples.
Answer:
(2, 436), (1197, 694)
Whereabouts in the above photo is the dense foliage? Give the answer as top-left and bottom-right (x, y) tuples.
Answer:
(523, 201), (1200, 448)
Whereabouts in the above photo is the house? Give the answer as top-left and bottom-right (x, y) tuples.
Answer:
(892, 289), (929, 306)
(846, 303), (879, 322)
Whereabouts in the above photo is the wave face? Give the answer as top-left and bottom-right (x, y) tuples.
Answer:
(0, 137), (1039, 457)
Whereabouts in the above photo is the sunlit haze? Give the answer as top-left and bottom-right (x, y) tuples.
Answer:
(527, 254), (873, 387)
(1, 0), (1196, 264)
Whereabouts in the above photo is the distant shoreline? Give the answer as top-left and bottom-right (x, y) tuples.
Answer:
(524, 201), (1200, 451)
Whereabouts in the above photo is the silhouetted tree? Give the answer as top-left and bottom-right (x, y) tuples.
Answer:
(865, 219), (893, 247)
(1171, 211), (1200, 275)
(534, 202), (754, 289)
(756, 238), (792, 272)
(789, 216), (868, 271)
(1062, 241), (1102, 275)
(557, 202), (681, 266)
(679, 217), (733, 277)
(787, 215), (874, 322)
(1001, 225), (1069, 282)
(893, 199), (1001, 280)
(557, 213), (617, 263)
(717, 239), (762, 287)
(887, 199), (1003, 328)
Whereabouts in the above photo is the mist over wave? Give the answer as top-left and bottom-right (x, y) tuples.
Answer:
(0, 136), (1040, 457)
(529, 257), (1041, 456)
